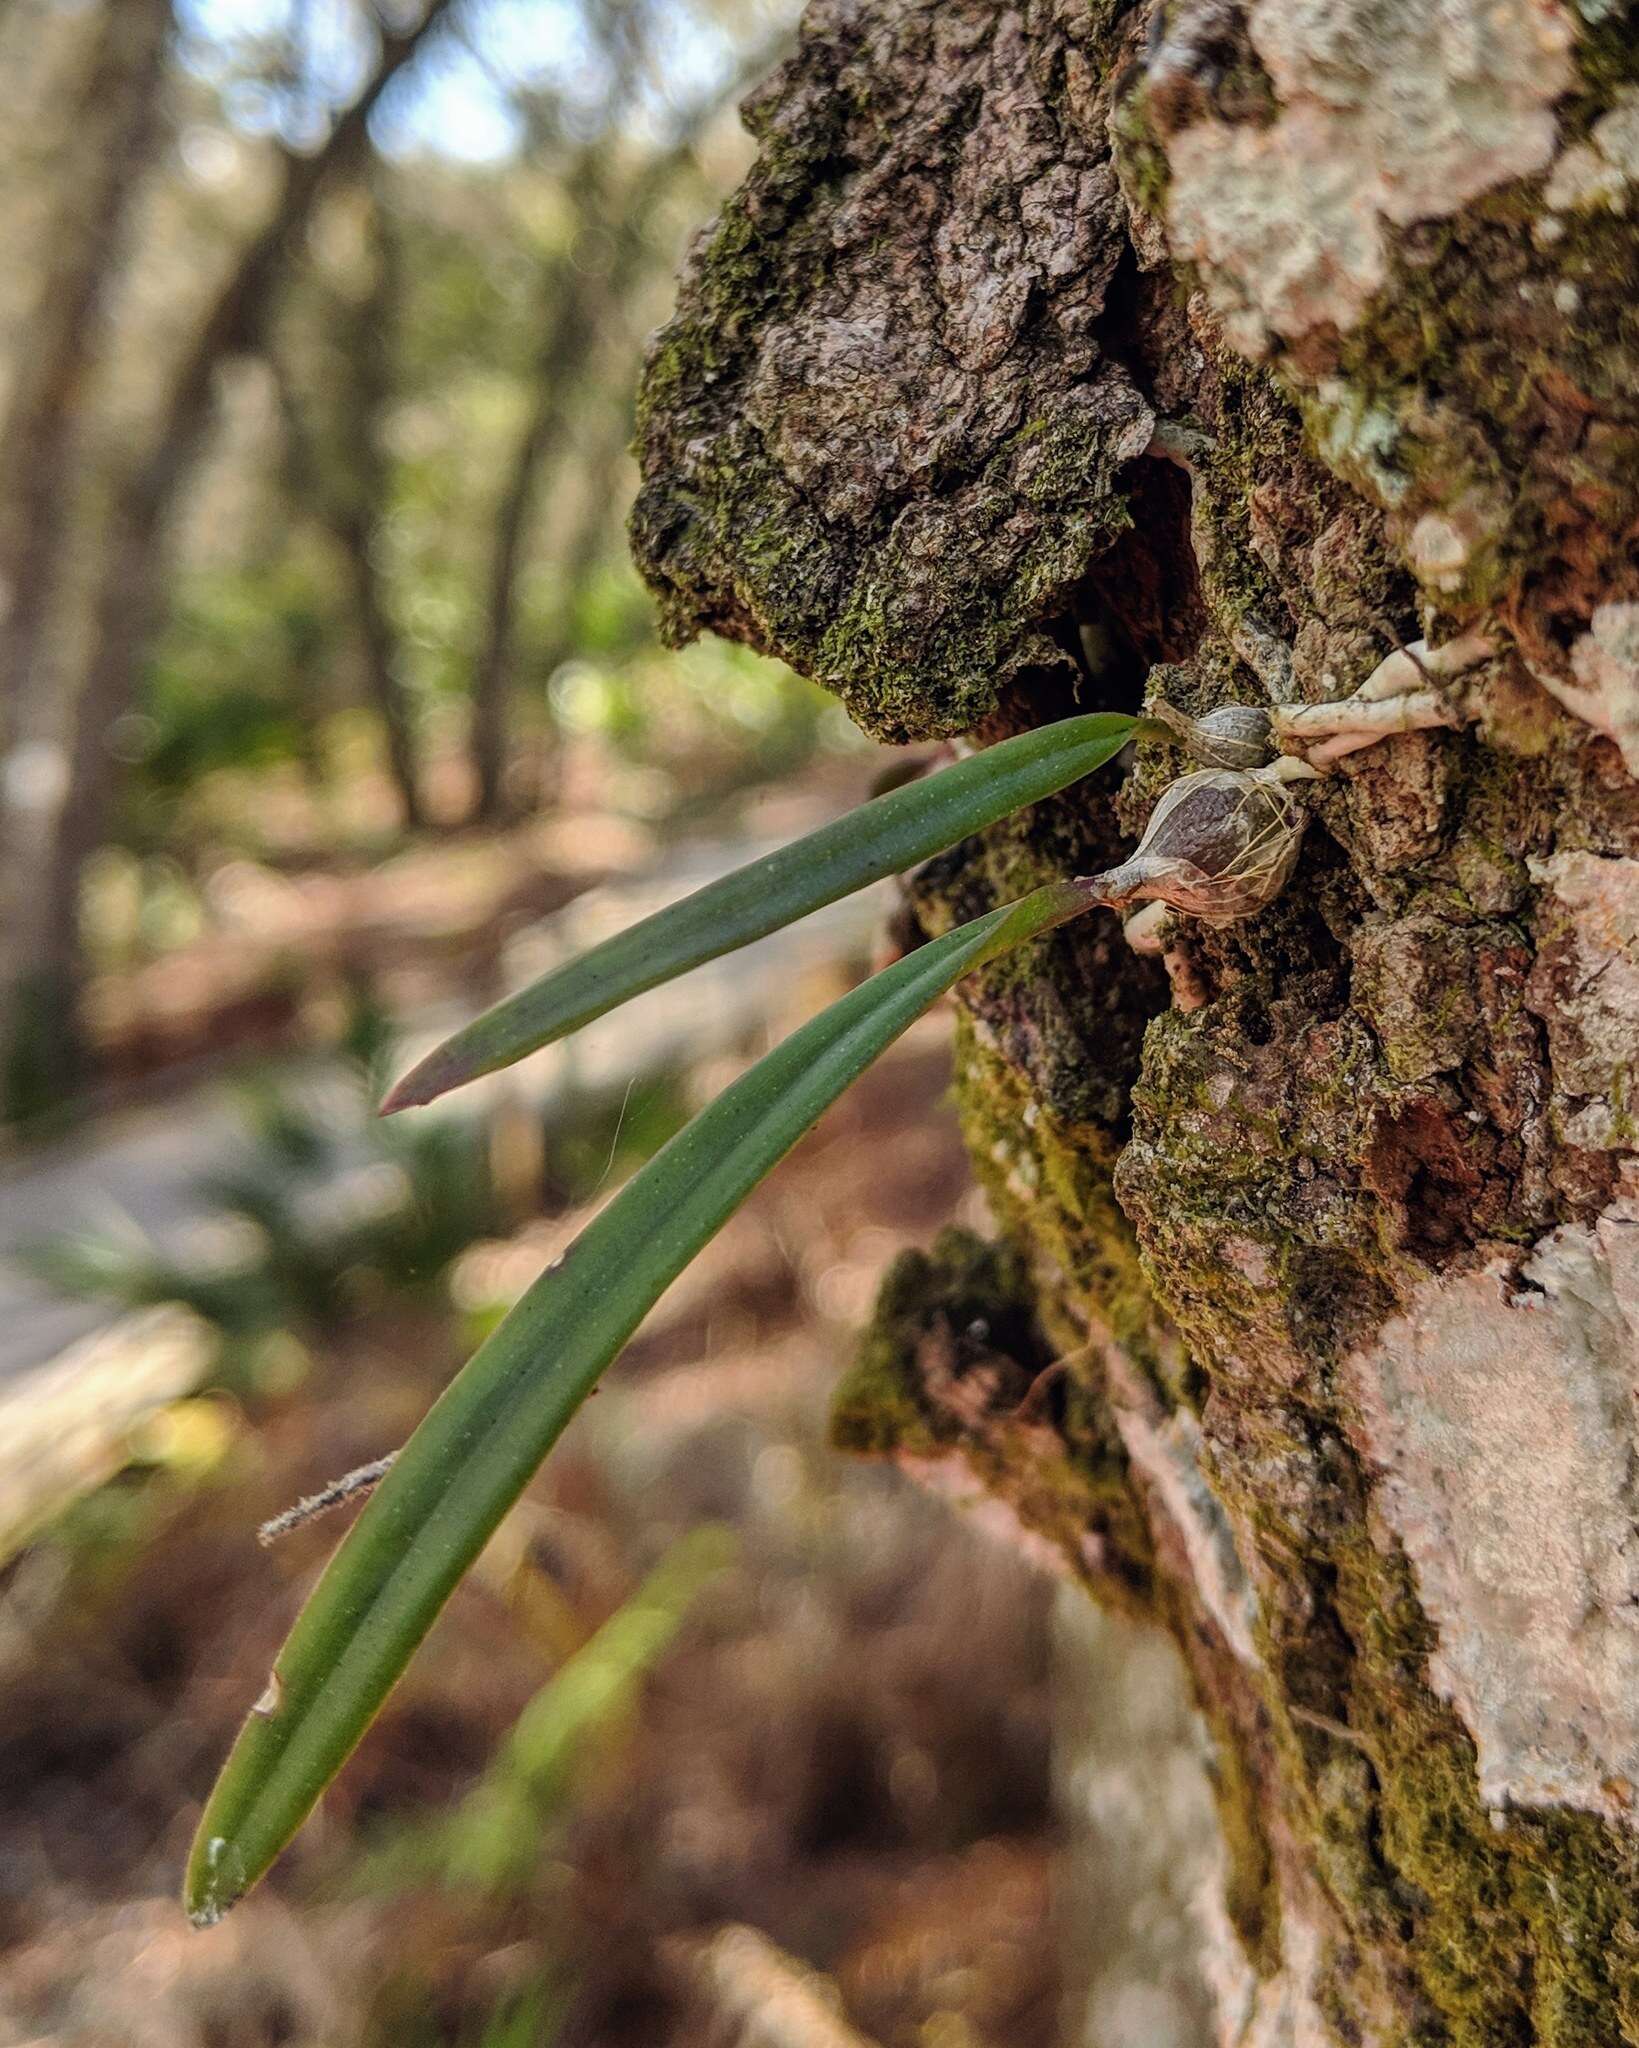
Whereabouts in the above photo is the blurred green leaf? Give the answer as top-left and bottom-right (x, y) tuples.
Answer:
(185, 875), (1098, 1924)
(441, 1525), (735, 1896)
(381, 713), (1135, 1111)
(345, 1525), (734, 1906)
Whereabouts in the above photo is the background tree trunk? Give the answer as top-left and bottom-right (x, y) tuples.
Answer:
(0, 0), (174, 1113)
(466, 35), (777, 823)
(467, 149), (609, 825)
(0, 0), (451, 1112)
(0, 0), (172, 756)
(272, 176), (426, 831)
(631, 2), (1639, 2039)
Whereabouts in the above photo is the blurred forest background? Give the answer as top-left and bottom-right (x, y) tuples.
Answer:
(0, 4), (1082, 2044)
(0, 0), (856, 1119)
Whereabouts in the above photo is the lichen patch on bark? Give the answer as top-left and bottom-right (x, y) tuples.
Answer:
(1108, 1384), (1263, 1667)
(1542, 86), (1639, 214)
(1056, 1598), (1339, 2048)
(1163, 0), (1575, 352)
(1343, 1177), (1639, 1826)
(1530, 849), (1639, 1153)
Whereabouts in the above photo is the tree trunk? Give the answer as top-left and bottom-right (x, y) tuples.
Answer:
(335, 184), (425, 832)
(0, 0), (172, 746)
(467, 152), (607, 825)
(631, 3), (1639, 2039)
(0, 0), (451, 1111)
(465, 37), (773, 825)
(0, 0), (173, 1115)
(274, 181), (426, 830)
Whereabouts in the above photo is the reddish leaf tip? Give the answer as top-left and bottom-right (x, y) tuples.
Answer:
(377, 1059), (445, 1116)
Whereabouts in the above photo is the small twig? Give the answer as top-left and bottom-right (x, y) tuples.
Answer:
(258, 1453), (398, 1547)
(1289, 1702), (1368, 1749)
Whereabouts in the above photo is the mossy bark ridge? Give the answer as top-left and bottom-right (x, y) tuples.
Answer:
(632, 2), (1639, 2040)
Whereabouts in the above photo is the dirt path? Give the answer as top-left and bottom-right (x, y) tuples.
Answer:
(0, 836), (888, 1554)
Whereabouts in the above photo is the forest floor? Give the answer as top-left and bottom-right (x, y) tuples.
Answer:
(0, 724), (1061, 2047)
(0, 815), (885, 1385)
(0, 745), (893, 1553)
(0, 1034), (1062, 2048)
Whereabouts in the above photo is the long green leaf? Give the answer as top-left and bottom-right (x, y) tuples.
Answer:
(380, 714), (1135, 1112)
(184, 876), (1098, 1926)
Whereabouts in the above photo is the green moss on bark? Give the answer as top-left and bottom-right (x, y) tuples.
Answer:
(630, 5), (1158, 742)
(1258, 1492), (1639, 2045)
(831, 1224), (1156, 1600)
(951, 1018), (1160, 1376)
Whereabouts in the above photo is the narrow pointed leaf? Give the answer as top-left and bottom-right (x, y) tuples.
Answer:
(381, 714), (1135, 1111)
(184, 876), (1096, 1927)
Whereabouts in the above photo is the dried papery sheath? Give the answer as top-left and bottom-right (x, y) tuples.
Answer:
(1141, 698), (1275, 770)
(1085, 766), (1307, 925)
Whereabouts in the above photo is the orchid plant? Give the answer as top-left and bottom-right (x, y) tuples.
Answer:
(186, 692), (1335, 1923)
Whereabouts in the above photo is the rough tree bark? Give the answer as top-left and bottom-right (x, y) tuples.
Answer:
(630, 3), (1639, 2041)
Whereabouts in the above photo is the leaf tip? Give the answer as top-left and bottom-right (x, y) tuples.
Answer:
(183, 1833), (247, 1930)
(377, 1052), (450, 1116)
